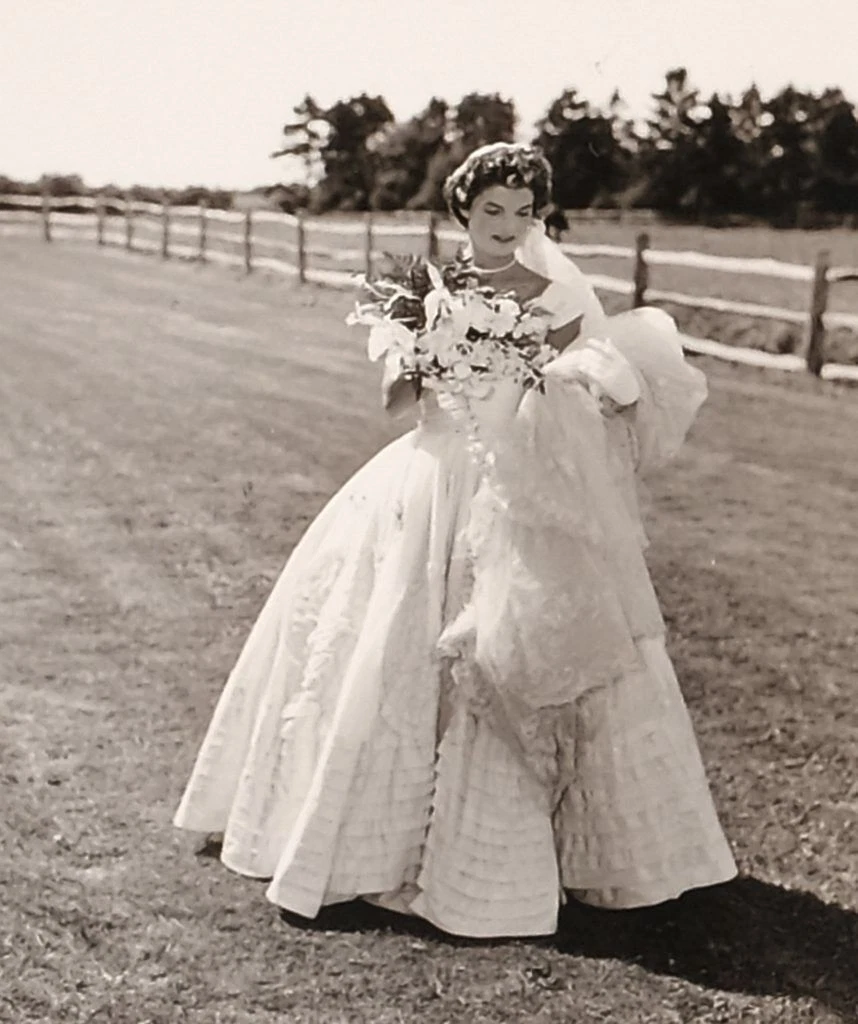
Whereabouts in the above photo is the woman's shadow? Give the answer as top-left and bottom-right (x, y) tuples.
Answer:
(271, 873), (857, 1022)
(554, 877), (857, 1022)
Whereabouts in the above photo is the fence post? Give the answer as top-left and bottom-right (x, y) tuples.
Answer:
(296, 212), (306, 284)
(244, 209), (253, 273)
(198, 199), (207, 261)
(427, 211), (439, 261)
(633, 231), (649, 308)
(96, 194), (105, 246)
(124, 194), (134, 250)
(161, 199), (170, 258)
(364, 212), (373, 278)
(41, 189), (51, 243)
(805, 249), (830, 376)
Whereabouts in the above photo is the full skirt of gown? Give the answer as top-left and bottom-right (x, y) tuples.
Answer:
(173, 308), (737, 938)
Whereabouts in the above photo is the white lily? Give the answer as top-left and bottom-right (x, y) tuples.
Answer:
(425, 323), (458, 367)
(455, 294), (493, 335)
(346, 301), (383, 327)
(424, 285), (453, 332)
(490, 298), (520, 337)
(426, 261), (444, 290)
(418, 259), (450, 329)
(367, 320), (416, 362)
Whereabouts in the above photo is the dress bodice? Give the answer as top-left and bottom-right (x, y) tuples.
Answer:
(416, 377), (526, 440)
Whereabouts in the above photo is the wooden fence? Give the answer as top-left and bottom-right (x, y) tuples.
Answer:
(2, 192), (857, 383)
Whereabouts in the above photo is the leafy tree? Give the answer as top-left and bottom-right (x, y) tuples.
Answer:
(273, 93), (394, 212)
(320, 94), (394, 211)
(38, 173), (87, 197)
(265, 182), (311, 213)
(635, 68), (706, 213)
(407, 92), (518, 211)
(369, 98), (448, 210)
(682, 94), (750, 217)
(806, 89), (858, 214)
(271, 94), (329, 186)
(730, 84), (765, 148)
(756, 86), (820, 220)
(170, 185), (233, 208)
(631, 71), (764, 219)
(128, 183), (166, 203)
(533, 88), (631, 208)
(0, 174), (35, 195)
(454, 91), (517, 152)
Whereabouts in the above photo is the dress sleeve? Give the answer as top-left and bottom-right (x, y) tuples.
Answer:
(545, 270), (608, 339)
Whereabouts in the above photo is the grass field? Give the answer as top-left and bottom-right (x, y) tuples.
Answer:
(1, 237), (857, 1024)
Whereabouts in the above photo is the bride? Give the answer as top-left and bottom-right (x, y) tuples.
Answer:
(174, 142), (736, 938)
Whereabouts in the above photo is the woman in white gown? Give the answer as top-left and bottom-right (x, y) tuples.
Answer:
(174, 143), (736, 938)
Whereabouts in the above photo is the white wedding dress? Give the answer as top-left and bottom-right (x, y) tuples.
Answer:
(174, 263), (737, 938)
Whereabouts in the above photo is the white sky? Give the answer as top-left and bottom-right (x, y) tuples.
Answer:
(2, 0), (856, 191)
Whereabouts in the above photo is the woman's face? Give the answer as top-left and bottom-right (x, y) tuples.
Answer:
(466, 185), (535, 265)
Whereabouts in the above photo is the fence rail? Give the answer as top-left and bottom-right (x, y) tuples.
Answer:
(2, 192), (857, 382)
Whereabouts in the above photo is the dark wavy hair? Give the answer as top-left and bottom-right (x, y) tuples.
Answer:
(443, 143), (553, 227)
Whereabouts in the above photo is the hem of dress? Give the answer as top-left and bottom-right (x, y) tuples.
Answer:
(568, 863), (739, 910)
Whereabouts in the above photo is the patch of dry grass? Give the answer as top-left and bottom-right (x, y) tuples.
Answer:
(1, 239), (856, 1023)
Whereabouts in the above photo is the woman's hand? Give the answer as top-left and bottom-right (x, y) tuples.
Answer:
(544, 313), (583, 354)
(382, 351), (422, 418)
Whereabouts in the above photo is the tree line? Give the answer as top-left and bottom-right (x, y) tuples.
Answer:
(0, 175), (236, 211)
(273, 69), (858, 227)
(3, 69), (857, 226)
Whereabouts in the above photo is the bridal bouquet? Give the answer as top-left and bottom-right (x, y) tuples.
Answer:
(346, 254), (557, 397)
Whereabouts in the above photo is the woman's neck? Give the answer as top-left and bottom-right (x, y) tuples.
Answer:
(469, 248), (517, 273)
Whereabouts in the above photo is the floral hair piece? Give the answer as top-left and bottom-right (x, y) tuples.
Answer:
(443, 143), (553, 227)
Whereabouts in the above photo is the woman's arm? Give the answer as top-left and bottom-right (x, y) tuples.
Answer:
(545, 313), (583, 354)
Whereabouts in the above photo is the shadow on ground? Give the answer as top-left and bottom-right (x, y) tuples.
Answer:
(554, 878), (858, 1022)
(270, 874), (858, 1022)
